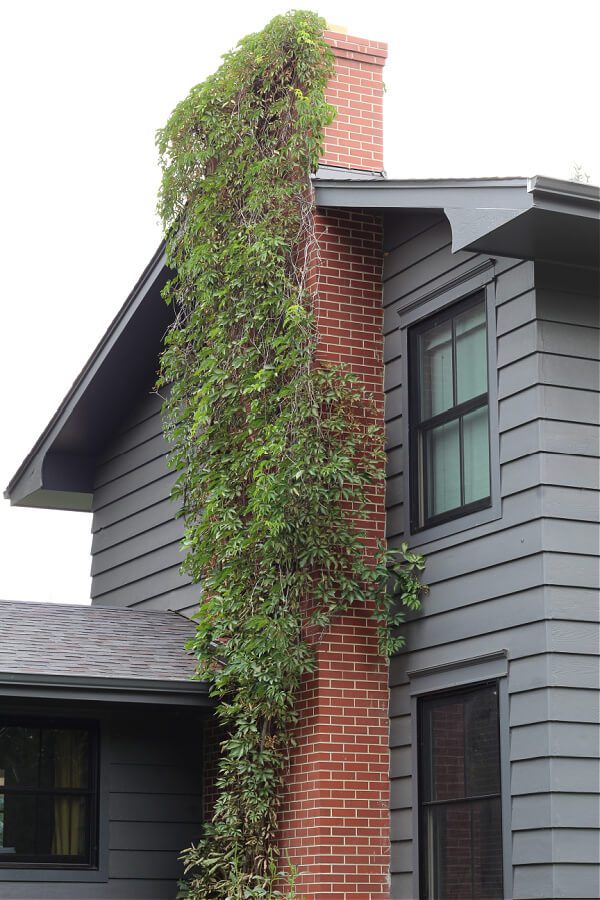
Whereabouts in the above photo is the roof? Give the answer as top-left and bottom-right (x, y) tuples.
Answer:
(5, 172), (599, 511)
(0, 599), (211, 706)
(314, 175), (600, 266)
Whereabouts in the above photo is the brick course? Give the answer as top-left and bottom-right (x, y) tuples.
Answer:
(321, 32), (387, 173)
(276, 32), (389, 897)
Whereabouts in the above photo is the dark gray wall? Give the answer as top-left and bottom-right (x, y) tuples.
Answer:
(90, 390), (199, 616)
(384, 215), (600, 899)
(0, 698), (205, 899)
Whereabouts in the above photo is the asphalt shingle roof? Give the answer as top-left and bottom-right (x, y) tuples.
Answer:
(0, 599), (197, 682)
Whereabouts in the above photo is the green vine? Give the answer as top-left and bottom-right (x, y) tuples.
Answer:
(156, 11), (425, 898)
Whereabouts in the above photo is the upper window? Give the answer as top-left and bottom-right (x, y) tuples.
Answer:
(409, 291), (491, 531)
(0, 720), (97, 868)
(418, 683), (503, 899)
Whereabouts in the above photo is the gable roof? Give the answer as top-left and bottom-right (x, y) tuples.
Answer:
(5, 172), (598, 512)
(0, 599), (210, 706)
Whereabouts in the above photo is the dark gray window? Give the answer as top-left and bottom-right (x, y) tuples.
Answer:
(409, 292), (491, 531)
(418, 683), (503, 900)
(0, 720), (97, 868)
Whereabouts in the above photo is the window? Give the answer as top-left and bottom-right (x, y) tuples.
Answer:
(0, 720), (97, 868)
(409, 291), (491, 531)
(418, 683), (503, 900)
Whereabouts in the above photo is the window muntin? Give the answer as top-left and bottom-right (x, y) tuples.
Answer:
(418, 683), (503, 900)
(410, 291), (491, 531)
(0, 721), (97, 868)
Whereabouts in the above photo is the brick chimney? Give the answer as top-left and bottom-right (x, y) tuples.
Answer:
(277, 28), (390, 900)
(321, 30), (387, 172)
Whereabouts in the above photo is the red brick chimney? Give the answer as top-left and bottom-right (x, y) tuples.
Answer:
(277, 28), (390, 900)
(321, 30), (387, 172)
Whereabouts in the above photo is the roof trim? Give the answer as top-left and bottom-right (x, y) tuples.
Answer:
(4, 242), (167, 508)
(315, 174), (600, 267)
(0, 670), (213, 707)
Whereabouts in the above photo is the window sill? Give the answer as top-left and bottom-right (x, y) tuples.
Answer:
(407, 499), (502, 553)
(0, 866), (108, 883)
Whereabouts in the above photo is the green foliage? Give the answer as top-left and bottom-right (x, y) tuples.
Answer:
(156, 10), (425, 898)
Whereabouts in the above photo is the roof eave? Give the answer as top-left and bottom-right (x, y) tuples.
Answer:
(4, 242), (169, 509)
(0, 670), (213, 707)
(315, 175), (600, 268)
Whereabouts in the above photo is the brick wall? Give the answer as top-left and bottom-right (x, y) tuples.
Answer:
(275, 31), (390, 897)
(321, 32), (387, 173)
(278, 207), (389, 898)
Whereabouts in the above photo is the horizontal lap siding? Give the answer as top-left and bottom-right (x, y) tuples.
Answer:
(515, 265), (599, 900)
(105, 708), (203, 894)
(384, 217), (599, 899)
(90, 391), (198, 614)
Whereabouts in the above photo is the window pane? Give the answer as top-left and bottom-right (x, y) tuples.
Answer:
(0, 727), (40, 788)
(465, 687), (501, 797)
(0, 793), (36, 857)
(456, 301), (487, 404)
(421, 686), (501, 803)
(40, 730), (89, 789)
(463, 406), (490, 504)
(424, 700), (467, 802)
(419, 321), (453, 418)
(425, 420), (460, 517)
(423, 799), (503, 900)
(0, 794), (88, 861)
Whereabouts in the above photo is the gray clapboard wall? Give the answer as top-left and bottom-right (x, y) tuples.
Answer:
(384, 215), (600, 899)
(90, 390), (199, 616)
(0, 701), (204, 899)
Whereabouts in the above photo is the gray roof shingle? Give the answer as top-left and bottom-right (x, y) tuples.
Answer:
(0, 599), (198, 682)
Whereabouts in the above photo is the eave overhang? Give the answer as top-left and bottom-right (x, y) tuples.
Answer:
(0, 671), (213, 707)
(314, 175), (600, 268)
(4, 242), (170, 510)
(6, 174), (598, 511)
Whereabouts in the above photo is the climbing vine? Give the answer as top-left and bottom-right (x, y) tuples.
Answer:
(156, 11), (425, 898)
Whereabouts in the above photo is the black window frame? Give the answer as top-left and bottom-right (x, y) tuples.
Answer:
(409, 289), (492, 532)
(0, 717), (99, 870)
(417, 681), (504, 900)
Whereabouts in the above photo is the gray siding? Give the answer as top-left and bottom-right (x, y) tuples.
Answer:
(90, 390), (199, 616)
(385, 217), (600, 899)
(0, 699), (204, 899)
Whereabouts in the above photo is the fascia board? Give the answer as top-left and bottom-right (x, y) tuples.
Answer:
(0, 670), (213, 708)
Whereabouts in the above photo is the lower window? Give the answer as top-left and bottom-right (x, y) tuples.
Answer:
(418, 683), (503, 899)
(0, 719), (97, 868)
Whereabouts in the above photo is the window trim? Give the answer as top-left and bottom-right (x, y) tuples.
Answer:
(409, 289), (491, 531)
(408, 652), (512, 900)
(0, 713), (108, 884)
(399, 267), (501, 547)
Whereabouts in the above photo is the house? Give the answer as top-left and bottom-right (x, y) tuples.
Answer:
(2, 27), (599, 900)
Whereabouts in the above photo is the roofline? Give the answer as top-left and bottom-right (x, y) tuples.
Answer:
(313, 176), (533, 211)
(0, 670), (213, 707)
(314, 174), (600, 209)
(4, 240), (167, 502)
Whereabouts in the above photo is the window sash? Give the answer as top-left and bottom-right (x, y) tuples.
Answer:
(0, 721), (97, 869)
(418, 683), (504, 900)
(410, 291), (491, 531)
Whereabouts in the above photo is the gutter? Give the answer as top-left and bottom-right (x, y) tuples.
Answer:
(0, 670), (214, 708)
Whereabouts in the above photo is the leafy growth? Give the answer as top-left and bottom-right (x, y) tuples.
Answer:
(156, 11), (425, 898)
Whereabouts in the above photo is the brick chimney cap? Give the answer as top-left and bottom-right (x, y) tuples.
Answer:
(323, 29), (388, 62)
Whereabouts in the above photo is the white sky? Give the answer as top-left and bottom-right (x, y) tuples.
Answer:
(0, 0), (598, 605)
